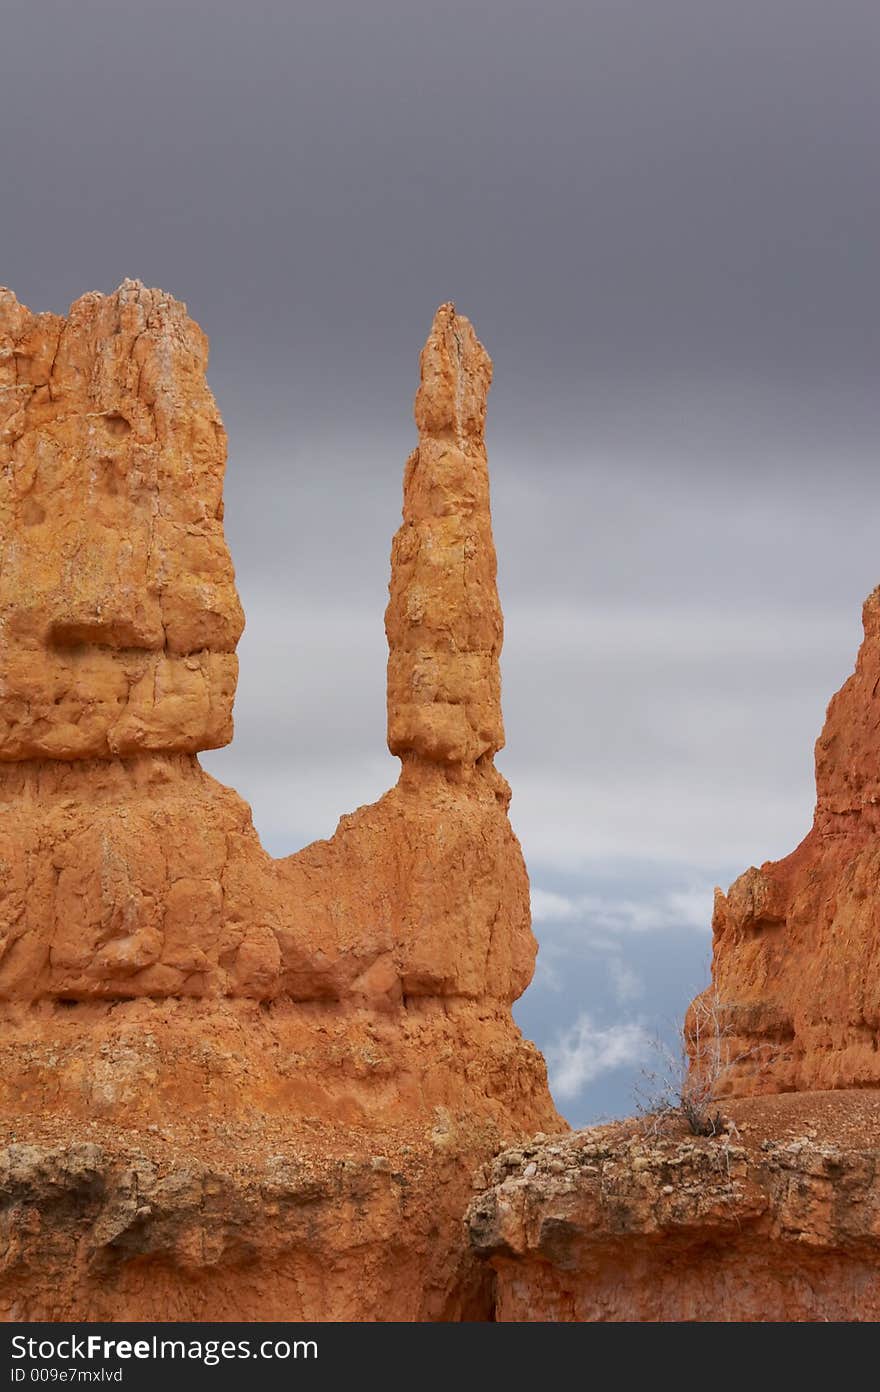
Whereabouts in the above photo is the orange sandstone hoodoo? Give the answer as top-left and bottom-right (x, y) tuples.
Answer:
(0, 283), (559, 1321)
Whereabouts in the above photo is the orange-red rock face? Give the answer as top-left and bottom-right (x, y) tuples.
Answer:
(0, 285), (560, 1320)
(0, 998), (553, 1321)
(0, 282), (243, 761)
(0, 754), (534, 1007)
(694, 588), (880, 1095)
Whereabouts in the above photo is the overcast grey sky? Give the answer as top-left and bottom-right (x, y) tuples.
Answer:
(4, 0), (880, 1122)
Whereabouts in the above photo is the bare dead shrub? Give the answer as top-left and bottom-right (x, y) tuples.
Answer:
(635, 988), (741, 1138)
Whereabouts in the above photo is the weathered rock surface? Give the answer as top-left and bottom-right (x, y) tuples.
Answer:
(386, 304), (503, 766)
(694, 586), (880, 1095)
(0, 281), (243, 761)
(0, 285), (559, 1320)
(1, 1003), (549, 1320)
(469, 1093), (880, 1321)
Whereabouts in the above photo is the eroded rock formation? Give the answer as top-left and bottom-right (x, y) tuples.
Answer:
(0, 282), (242, 760)
(0, 284), (559, 1320)
(467, 577), (880, 1321)
(695, 587), (880, 1095)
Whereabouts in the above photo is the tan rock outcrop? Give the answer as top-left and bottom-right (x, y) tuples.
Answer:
(468, 1093), (880, 1321)
(0, 285), (559, 1320)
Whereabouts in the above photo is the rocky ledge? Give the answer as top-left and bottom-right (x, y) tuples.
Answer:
(468, 1091), (880, 1321)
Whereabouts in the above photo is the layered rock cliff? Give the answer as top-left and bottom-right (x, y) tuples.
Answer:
(0, 284), (559, 1320)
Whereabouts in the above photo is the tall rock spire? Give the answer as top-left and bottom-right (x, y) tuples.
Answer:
(385, 303), (505, 767)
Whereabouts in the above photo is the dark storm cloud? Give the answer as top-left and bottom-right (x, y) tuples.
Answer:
(4, 0), (879, 1118)
(4, 0), (880, 405)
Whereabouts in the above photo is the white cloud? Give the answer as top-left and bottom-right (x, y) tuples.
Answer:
(545, 1014), (651, 1101)
(529, 883), (714, 935)
(529, 889), (581, 923)
(608, 957), (643, 1003)
(202, 589), (858, 878)
(530, 954), (563, 993)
